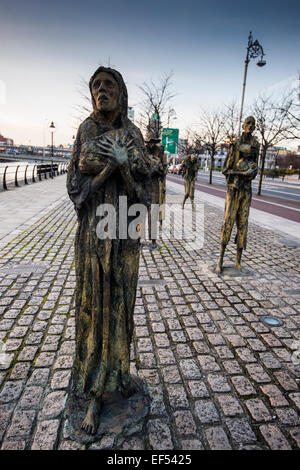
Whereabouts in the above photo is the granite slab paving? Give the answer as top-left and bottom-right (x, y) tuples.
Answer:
(0, 179), (299, 450)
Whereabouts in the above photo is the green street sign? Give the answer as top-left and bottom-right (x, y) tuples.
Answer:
(162, 128), (179, 154)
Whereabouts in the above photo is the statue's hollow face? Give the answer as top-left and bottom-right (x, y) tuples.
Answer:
(91, 71), (120, 113)
(243, 117), (255, 134)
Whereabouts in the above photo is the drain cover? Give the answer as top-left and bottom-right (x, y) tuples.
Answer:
(262, 316), (284, 327)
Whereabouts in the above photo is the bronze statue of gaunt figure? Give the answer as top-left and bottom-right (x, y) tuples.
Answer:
(67, 67), (150, 435)
(216, 116), (259, 275)
(182, 154), (198, 209)
(145, 133), (165, 247)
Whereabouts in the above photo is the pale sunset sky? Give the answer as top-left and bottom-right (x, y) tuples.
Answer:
(0, 0), (299, 147)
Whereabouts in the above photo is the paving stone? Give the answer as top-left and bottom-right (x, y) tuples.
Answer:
(53, 355), (73, 369)
(27, 368), (50, 386)
(259, 424), (292, 450)
(259, 352), (282, 369)
(31, 419), (60, 450)
(289, 393), (300, 410)
(260, 384), (289, 407)
(180, 438), (203, 450)
(207, 374), (231, 393)
(197, 355), (220, 372)
(174, 410), (197, 435)
(222, 360), (243, 374)
(157, 349), (176, 365)
(0, 381), (24, 402)
(195, 400), (219, 424)
(35, 352), (56, 367)
(1, 440), (26, 450)
(166, 384), (189, 409)
(245, 364), (271, 383)
(231, 376), (256, 396)
(6, 409), (36, 438)
(4, 339), (22, 351)
(187, 381), (210, 398)
(274, 370), (298, 391)
(10, 362), (31, 380)
(19, 386), (44, 409)
(205, 427), (232, 450)
(148, 419), (173, 450)
(217, 394), (244, 417)
(245, 399), (272, 422)
(289, 428), (300, 447)
(161, 365), (182, 384)
(179, 359), (201, 379)
(0, 404), (14, 441)
(18, 346), (38, 361)
(235, 347), (257, 363)
(226, 418), (257, 445)
(276, 408), (300, 425)
(41, 391), (67, 419)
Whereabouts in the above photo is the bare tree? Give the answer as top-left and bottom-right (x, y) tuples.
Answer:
(137, 71), (176, 139)
(252, 92), (300, 195)
(197, 109), (226, 184)
(72, 76), (92, 130)
(183, 127), (204, 156)
(222, 101), (239, 144)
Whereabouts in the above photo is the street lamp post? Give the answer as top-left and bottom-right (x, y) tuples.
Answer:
(49, 121), (55, 178)
(238, 31), (266, 135)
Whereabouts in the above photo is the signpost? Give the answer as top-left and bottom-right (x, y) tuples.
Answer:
(162, 128), (179, 154)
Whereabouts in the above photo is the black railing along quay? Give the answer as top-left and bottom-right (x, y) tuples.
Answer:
(0, 162), (68, 191)
(0, 153), (70, 164)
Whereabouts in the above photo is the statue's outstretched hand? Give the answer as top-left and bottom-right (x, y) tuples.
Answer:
(96, 136), (135, 166)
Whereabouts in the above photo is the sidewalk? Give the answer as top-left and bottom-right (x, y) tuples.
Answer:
(0, 177), (299, 450)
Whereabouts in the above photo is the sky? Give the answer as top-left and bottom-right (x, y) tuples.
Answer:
(0, 0), (299, 148)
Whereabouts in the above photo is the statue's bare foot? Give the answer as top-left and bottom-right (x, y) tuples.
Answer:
(81, 398), (101, 435)
(215, 263), (223, 275)
(234, 263), (242, 271)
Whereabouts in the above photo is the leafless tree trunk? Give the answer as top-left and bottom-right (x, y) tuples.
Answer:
(222, 101), (239, 144)
(196, 109), (226, 184)
(252, 92), (300, 195)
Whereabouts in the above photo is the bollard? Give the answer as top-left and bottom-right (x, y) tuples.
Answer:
(15, 165), (20, 187)
(38, 165), (42, 181)
(32, 164), (36, 183)
(3, 166), (8, 190)
(24, 164), (29, 185)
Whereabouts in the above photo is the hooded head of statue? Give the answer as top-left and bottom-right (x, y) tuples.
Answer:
(89, 66), (128, 126)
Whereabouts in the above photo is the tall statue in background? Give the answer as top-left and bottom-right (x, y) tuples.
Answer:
(158, 150), (168, 229)
(216, 116), (259, 275)
(145, 134), (165, 248)
(182, 154), (198, 209)
(67, 66), (150, 436)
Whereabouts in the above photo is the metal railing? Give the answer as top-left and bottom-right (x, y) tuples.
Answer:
(0, 162), (68, 191)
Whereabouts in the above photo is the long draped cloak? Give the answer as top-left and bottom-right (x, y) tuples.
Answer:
(67, 113), (150, 399)
(220, 133), (259, 249)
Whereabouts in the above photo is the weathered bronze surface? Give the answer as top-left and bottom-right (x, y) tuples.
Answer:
(145, 135), (165, 247)
(216, 116), (260, 275)
(66, 67), (151, 436)
(182, 154), (198, 209)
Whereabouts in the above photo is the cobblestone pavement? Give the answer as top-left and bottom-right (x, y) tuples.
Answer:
(0, 185), (299, 450)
